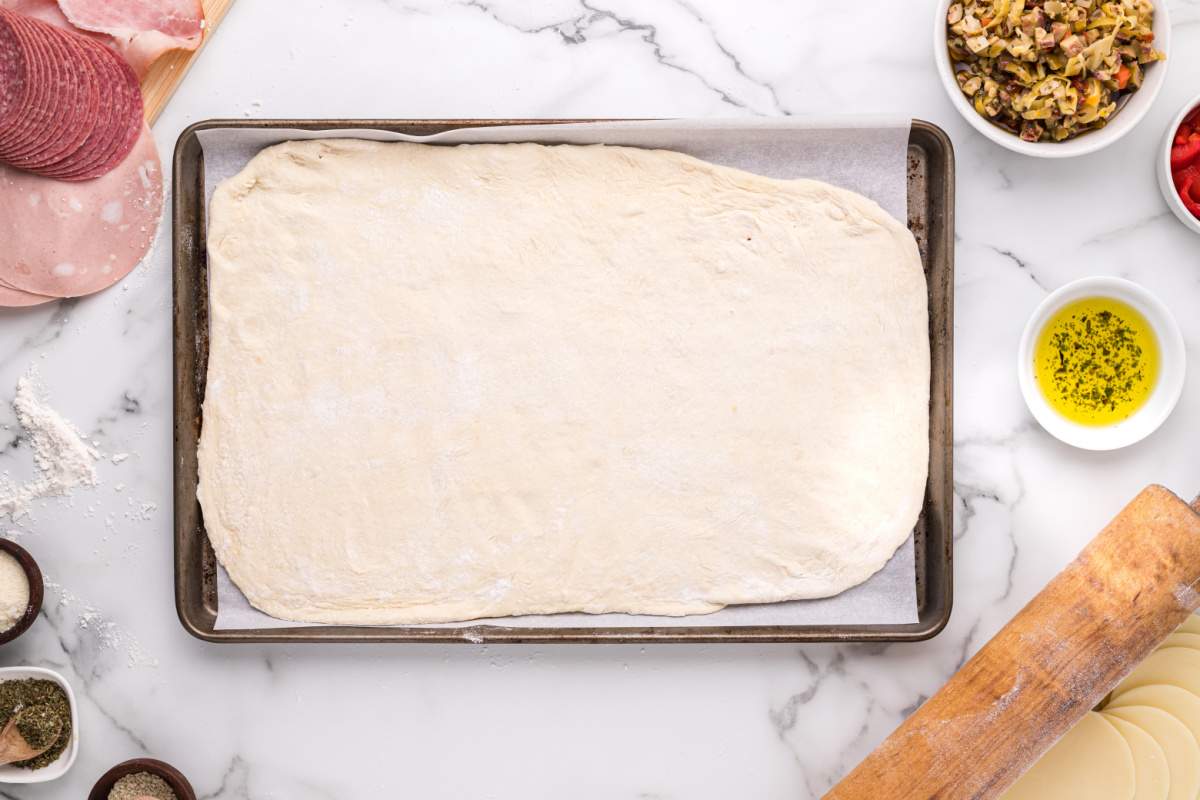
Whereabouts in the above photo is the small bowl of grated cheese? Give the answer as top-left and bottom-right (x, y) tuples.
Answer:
(0, 539), (42, 645)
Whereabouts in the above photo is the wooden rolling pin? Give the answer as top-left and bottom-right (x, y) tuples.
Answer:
(826, 484), (1200, 800)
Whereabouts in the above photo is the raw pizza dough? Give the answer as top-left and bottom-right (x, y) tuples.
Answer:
(198, 139), (929, 625)
(1000, 712), (1136, 800)
(1104, 707), (1200, 800)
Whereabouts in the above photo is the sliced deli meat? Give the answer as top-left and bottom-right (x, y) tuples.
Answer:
(0, 0), (112, 62)
(0, 11), (26, 121)
(0, 11), (47, 154)
(3, 18), (98, 167)
(0, 7), (143, 180)
(0, 282), (53, 307)
(0, 122), (162, 297)
(55, 0), (202, 76)
(0, 0), (201, 78)
(38, 35), (142, 180)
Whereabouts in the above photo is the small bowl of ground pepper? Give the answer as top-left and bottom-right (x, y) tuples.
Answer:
(0, 667), (78, 783)
(1018, 276), (1185, 450)
(0, 539), (44, 646)
(88, 758), (196, 800)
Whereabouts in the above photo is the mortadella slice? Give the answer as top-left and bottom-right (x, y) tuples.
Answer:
(0, 121), (162, 297)
(0, 281), (53, 307)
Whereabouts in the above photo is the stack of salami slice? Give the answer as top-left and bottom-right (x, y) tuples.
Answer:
(0, 5), (164, 308)
(0, 7), (143, 180)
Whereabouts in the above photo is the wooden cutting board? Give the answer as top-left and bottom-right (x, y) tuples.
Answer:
(140, 0), (235, 123)
(825, 485), (1200, 799)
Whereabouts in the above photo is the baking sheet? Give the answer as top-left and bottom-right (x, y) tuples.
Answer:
(194, 118), (921, 631)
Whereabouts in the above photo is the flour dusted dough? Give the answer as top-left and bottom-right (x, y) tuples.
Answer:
(198, 140), (929, 625)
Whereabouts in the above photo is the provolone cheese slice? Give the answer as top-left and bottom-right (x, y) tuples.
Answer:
(1106, 715), (1170, 800)
(1160, 633), (1200, 655)
(1104, 707), (1200, 800)
(1000, 712), (1135, 800)
(1107, 686), (1200, 762)
(1113, 649), (1200, 702)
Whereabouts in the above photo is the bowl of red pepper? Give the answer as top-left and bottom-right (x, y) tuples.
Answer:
(1160, 93), (1200, 235)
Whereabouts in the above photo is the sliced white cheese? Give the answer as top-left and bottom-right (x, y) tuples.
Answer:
(1001, 711), (1135, 800)
(1104, 707), (1200, 800)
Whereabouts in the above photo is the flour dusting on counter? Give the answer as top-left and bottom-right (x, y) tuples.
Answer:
(44, 579), (159, 669)
(0, 373), (101, 520)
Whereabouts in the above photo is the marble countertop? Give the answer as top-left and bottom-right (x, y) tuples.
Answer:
(1, 0), (1198, 797)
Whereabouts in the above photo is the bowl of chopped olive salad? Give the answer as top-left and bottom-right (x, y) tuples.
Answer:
(1018, 277), (1185, 450)
(935, 0), (1168, 156)
(0, 667), (79, 783)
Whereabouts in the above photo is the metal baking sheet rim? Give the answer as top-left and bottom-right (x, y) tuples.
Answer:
(172, 118), (955, 644)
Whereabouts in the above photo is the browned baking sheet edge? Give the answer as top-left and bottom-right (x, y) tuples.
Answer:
(173, 119), (954, 643)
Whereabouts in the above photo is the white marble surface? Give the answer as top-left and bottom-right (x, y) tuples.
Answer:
(0, 0), (1198, 797)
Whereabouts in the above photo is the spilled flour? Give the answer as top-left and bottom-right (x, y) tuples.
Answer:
(44, 579), (158, 669)
(0, 374), (101, 520)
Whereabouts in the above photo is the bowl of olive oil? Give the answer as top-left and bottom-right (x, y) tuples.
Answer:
(1018, 277), (1185, 450)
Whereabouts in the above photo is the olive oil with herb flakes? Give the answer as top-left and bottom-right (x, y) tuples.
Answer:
(1034, 297), (1159, 426)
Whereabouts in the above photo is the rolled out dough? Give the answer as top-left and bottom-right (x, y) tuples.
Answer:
(1180, 614), (1200, 636)
(199, 139), (929, 625)
(1000, 712), (1135, 800)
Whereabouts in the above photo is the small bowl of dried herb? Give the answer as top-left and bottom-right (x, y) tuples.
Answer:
(0, 667), (78, 783)
(88, 758), (197, 800)
(0, 539), (44, 646)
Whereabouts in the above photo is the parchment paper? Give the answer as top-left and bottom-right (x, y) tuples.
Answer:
(196, 118), (921, 631)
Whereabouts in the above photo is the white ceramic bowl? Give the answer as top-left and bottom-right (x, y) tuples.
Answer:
(0, 666), (79, 783)
(1018, 277), (1185, 450)
(1157, 91), (1200, 235)
(934, 0), (1171, 157)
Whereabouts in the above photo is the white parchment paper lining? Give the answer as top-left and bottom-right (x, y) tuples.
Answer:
(196, 118), (921, 630)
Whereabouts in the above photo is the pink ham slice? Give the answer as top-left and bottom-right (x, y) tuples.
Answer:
(0, 282), (53, 307)
(0, 0), (202, 78)
(0, 121), (162, 297)
(55, 0), (202, 76)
